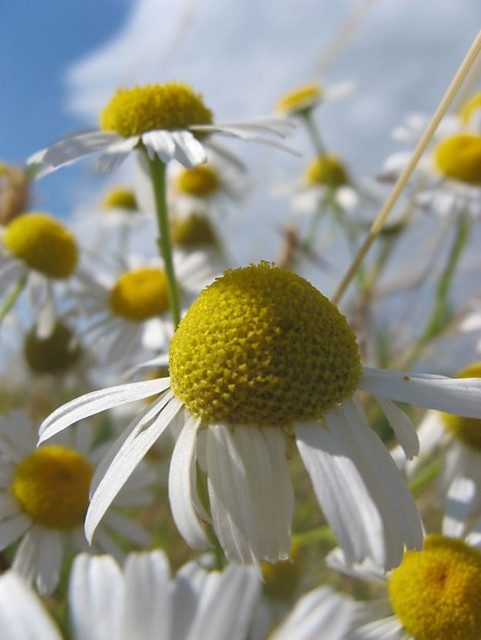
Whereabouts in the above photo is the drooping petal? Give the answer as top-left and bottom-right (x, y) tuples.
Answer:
(170, 130), (208, 168)
(29, 131), (122, 178)
(374, 395), (419, 459)
(38, 378), (171, 443)
(360, 367), (481, 417)
(442, 477), (476, 538)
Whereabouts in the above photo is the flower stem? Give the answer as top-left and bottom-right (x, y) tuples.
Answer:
(0, 274), (27, 325)
(145, 152), (181, 328)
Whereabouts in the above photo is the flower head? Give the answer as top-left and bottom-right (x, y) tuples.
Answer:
(39, 265), (481, 570)
(29, 81), (296, 177)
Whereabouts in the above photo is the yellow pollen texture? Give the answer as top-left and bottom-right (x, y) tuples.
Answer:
(108, 267), (170, 321)
(24, 321), (82, 375)
(12, 445), (93, 529)
(434, 134), (481, 185)
(277, 83), (322, 115)
(176, 165), (221, 197)
(169, 262), (362, 427)
(441, 362), (481, 450)
(305, 155), (349, 188)
(388, 534), (481, 640)
(3, 213), (78, 279)
(99, 82), (213, 138)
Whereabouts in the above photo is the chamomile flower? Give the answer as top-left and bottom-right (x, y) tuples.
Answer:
(29, 82), (296, 178)
(39, 264), (481, 570)
(74, 250), (219, 363)
(0, 410), (152, 594)
(276, 80), (354, 118)
(0, 212), (78, 338)
(329, 477), (481, 640)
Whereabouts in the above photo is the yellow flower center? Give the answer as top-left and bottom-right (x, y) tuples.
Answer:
(176, 165), (221, 197)
(99, 82), (213, 138)
(459, 93), (481, 126)
(304, 155), (349, 188)
(24, 322), (82, 375)
(102, 186), (138, 211)
(169, 263), (361, 427)
(276, 83), (322, 116)
(388, 534), (481, 640)
(440, 362), (481, 450)
(3, 213), (78, 279)
(433, 134), (481, 185)
(171, 213), (218, 248)
(108, 267), (170, 321)
(12, 445), (93, 529)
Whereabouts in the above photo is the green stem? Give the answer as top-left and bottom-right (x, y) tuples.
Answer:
(0, 274), (27, 325)
(407, 214), (470, 366)
(145, 152), (181, 328)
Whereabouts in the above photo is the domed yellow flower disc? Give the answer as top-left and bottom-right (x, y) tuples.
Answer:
(441, 362), (481, 450)
(12, 445), (93, 529)
(176, 165), (221, 197)
(169, 263), (362, 427)
(433, 134), (481, 185)
(24, 322), (82, 375)
(102, 186), (138, 211)
(108, 267), (170, 321)
(100, 82), (213, 138)
(389, 534), (481, 640)
(276, 83), (322, 116)
(459, 93), (481, 126)
(3, 212), (78, 279)
(171, 213), (218, 248)
(304, 155), (349, 188)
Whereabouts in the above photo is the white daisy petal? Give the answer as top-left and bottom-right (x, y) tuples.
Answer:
(69, 554), (124, 640)
(169, 415), (211, 551)
(29, 131), (121, 178)
(171, 130), (208, 168)
(0, 515), (31, 551)
(360, 368), (481, 418)
(38, 378), (171, 443)
(141, 130), (177, 163)
(0, 572), (62, 640)
(443, 477), (477, 538)
(35, 530), (64, 595)
(86, 395), (182, 542)
(374, 395), (419, 459)
(187, 564), (261, 640)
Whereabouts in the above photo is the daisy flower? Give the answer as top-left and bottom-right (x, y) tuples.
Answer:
(39, 263), (481, 570)
(28, 81), (296, 178)
(328, 477), (481, 640)
(0, 549), (365, 640)
(0, 212), (78, 338)
(276, 80), (354, 118)
(0, 410), (152, 594)
(74, 249), (219, 363)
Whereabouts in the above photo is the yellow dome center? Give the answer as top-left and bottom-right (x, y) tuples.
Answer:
(99, 82), (214, 138)
(304, 155), (349, 188)
(459, 93), (481, 126)
(171, 213), (218, 248)
(3, 213), (78, 279)
(276, 83), (322, 116)
(102, 186), (138, 211)
(24, 321), (82, 375)
(12, 445), (93, 529)
(169, 263), (362, 427)
(433, 134), (481, 185)
(108, 267), (170, 321)
(388, 534), (481, 640)
(176, 165), (221, 197)
(440, 362), (481, 450)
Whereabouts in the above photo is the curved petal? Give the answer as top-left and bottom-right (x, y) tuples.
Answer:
(38, 378), (171, 443)
(360, 368), (481, 418)
(169, 416), (211, 551)
(374, 395), (419, 459)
